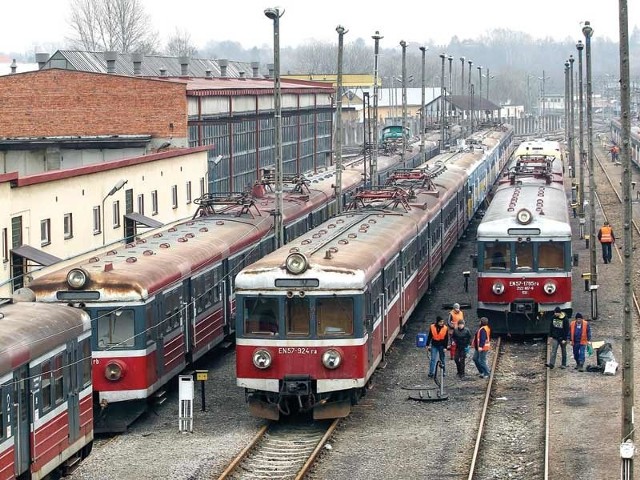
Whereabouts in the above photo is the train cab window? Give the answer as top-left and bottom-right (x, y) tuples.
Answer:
(244, 297), (279, 335)
(483, 243), (510, 270)
(285, 297), (310, 336)
(317, 297), (353, 336)
(53, 355), (64, 404)
(538, 242), (565, 270)
(97, 309), (135, 348)
(515, 243), (534, 271)
(41, 360), (52, 411)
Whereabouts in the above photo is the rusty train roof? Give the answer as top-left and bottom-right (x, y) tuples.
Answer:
(236, 127), (511, 291)
(0, 302), (91, 377)
(28, 146), (419, 303)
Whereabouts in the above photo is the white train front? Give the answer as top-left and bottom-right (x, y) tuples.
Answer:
(234, 126), (514, 420)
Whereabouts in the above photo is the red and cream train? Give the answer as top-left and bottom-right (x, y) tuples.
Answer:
(0, 297), (92, 479)
(233, 125), (515, 420)
(28, 144), (435, 431)
(475, 139), (572, 335)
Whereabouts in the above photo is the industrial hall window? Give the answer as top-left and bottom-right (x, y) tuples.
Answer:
(171, 185), (178, 209)
(186, 181), (192, 204)
(93, 206), (101, 234)
(2, 228), (8, 262)
(63, 213), (73, 239)
(112, 201), (121, 228)
(40, 219), (51, 246)
(137, 194), (144, 215)
(151, 190), (158, 215)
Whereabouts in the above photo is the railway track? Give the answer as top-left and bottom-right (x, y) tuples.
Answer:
(217, 419), (339, 479)
(592, 144), (640, 317)
(468, 337), (550, 479)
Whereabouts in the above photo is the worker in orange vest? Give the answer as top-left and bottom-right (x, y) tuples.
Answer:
(597, 221), (615, 264)
(427, 316), (450, 378)
(569, 313), (592, 372)
(472, 317), (491, 378)
(447, 303), (464, 359)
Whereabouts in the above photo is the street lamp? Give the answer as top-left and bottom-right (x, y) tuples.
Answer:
(583, 20), (597, 318)
(577, 40), (585, 221)
(371, 31), (383, 186)
(207, 155), (223, 194)
(335, 25), (347, 214)
(102, 179), (128, 245)
(265, 6), (285, 248)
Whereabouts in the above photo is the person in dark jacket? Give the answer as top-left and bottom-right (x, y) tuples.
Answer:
(545, 307), (570, 369)
(427, 316), (449, 378)
(451, 319), (472, 378)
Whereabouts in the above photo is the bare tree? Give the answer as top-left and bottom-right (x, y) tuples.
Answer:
(166, 29), (198, 57)
(68, 0), (157, 53)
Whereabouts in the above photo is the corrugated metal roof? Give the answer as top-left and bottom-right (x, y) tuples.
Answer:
(184, 77), (334, 94)
(43, 50), (264, 79)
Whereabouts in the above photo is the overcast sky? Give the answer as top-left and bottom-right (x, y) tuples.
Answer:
(1, 0), (633, 55)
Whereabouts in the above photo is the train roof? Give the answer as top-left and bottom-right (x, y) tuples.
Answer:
(28, 146), (422, 302)
(477, 183), (571, 239)
(237, 126), (512, 291)
(0, 302), (90, 376)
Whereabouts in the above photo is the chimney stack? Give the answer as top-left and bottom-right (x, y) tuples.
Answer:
(178, 56), (189, 76)
(35, 53), (49, 70)
(104, 51), (118, 74)
(251, 61), (260, 78)
(132, 52), (143, 76)
(205, 69), (212, 78)
(159, 67), (167, 77)
(267, 63), (274, 79)
(239, 71), (245, 79)
(218, 59), (228, 77)
(10, 59), (17, 74)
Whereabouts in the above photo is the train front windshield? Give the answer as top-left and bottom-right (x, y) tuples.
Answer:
(480, 241), (569, 272)
(96, 309), (136, 349)
(241, 296), (354, 337)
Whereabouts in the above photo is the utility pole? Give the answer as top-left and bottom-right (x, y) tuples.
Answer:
(401, 40), (408, 165)
(371, 31), (383, 186)
(618, 2), (635, 476)
(420, 46), (428, 162)
(477, 66), (483, 123)
(335, 25), (347, 214)
(569, 55), (576, 178)
(468, 59), (473, 131)
(565, 60), (570, 152)
(577, 40), (585, 225)
(440, 53), (446, 151)
(583, 21), (597, 319)
(264, 7), (284, 248)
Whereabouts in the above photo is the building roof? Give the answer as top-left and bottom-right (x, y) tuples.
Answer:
(42, 50), (263, 78)
(183, 77), (334, 96)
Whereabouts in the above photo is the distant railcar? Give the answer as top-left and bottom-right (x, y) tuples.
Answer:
(0, 298), (92, 479)
(234, 125), (514, 420)
(475, 139), (572, 335)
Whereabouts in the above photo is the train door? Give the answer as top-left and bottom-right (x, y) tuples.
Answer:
(179, 281), (192, 357)
(66, 341), (81, 444)
(12, 367), (29, 478)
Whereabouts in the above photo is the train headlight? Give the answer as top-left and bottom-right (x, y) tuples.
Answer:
(492, 281), (505, 295)
(322, 349), (342, 369)
(516, 208), (533, 225)
(543, 281), (557, 294)
(104, 361), (124, 381)
(285, 253), (308, 275)
(252, 349), (272, 369)
(67, 268), (89, 289)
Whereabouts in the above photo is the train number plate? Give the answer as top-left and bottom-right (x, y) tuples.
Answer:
(278, 347), (318, 355)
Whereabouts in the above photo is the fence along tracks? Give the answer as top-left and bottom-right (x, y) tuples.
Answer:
(467, 337), (551, 479)
(217, 419), (339, 480)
